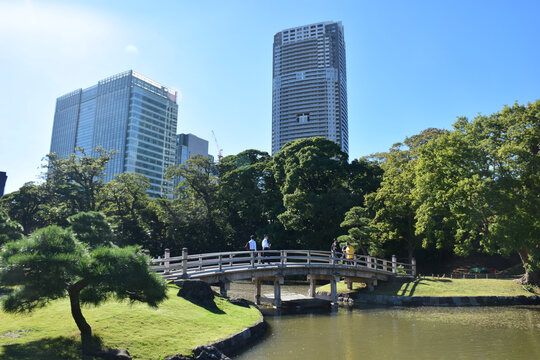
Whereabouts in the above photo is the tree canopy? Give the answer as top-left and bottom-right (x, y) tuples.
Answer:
(415, 101), (540, 283)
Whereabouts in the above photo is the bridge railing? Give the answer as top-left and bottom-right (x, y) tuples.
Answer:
(150, 248), (416, 278)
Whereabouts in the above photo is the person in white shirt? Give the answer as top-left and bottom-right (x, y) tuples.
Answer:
(261, 234), (271, 263)
(248, 235), (257, 251)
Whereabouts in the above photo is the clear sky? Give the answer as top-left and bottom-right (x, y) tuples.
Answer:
(1, 0), (539, 194)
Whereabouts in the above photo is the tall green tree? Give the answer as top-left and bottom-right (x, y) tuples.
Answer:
(338, 206), (380, 256)
(98, 173), (163, 252)
(45, 147), (113, 217)
(415, 101), (540, 284)
(166, 155), (226, 252)
(0, 223), (167, 352)
(366, 128), (446, 261)
(271, 137), (351, 249)
(217, 150), (280, 248)
(0, 182), (50, 235)
(347, 158), (383, 206)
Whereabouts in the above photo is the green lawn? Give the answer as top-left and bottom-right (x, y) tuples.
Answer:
(318, 278), (537, 297)
(317, 281), (366, 294)
(0, 287), (261, 360)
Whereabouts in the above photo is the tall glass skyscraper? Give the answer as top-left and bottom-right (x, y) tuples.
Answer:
(50, 70), (178, 197)
(272, 21), (348, 155)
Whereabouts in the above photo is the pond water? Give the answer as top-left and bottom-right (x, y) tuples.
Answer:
(228, 283), (540, 360)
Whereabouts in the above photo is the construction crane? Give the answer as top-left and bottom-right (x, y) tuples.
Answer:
(211, 130), (223, 162)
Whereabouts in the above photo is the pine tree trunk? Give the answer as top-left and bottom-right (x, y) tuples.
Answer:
(68, 279), (92, 351)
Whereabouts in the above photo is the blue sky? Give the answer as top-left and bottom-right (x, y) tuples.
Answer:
(1, 0), (539, 194)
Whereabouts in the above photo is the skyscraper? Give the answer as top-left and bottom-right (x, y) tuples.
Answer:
(272, 21), (348, 155)
(175, 133), (210, 166)
(49, 70), (178, 197)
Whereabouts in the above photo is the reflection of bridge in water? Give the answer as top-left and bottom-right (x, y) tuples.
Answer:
(151, 249), (416, 308)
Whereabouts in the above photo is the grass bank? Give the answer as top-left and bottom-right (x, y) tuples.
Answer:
(318, 278), (538, 297)
(0, 286), (261, 360)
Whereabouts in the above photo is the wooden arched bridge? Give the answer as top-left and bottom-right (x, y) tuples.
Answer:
(151, 249), (416, 308)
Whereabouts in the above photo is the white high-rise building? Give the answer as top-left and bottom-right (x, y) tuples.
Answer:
(272, 21), (348, 154)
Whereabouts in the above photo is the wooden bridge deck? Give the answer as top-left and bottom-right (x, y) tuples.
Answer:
(151, 249), (415, 279)
(150, 249), (416, 307)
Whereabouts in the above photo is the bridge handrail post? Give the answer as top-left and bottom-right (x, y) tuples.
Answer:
(307, 250), (311, 265)
(392, 255), (397, 274)
(164, 249), (170, 275)
(412, 258), (417, 277)
(251, 251), (255, 268)
(284, 251), (288, 265)
(383, 260), (388, 272)
(331, 250), (336, 265)
(280, 250), (284, 266)
(219, 254), (222, 271)
(182, 248), (188, 277)
(199, 255), (202, 271)
(366, 255), (372, 269)
(229, 253), (233, 267)
(353, 254), (358, 267)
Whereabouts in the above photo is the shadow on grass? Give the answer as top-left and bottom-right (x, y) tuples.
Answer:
(182, 297), (226, 314)
(1, 336), (101, 360)
(374, 278), (451, 296)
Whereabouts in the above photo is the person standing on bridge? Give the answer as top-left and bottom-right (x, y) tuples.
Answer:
(331, 238), (339, 254)
(331, 238), (340, 264)
(341, 242), (348, 263)
(345, 242), (355, 264)
(261, 235), (271, 264)
(247, 235), (257, 251)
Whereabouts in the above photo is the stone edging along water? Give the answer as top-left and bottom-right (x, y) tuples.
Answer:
(332, 293), (540, 307)
(162, 314), (266, 360)
(201, 315), (267, 357)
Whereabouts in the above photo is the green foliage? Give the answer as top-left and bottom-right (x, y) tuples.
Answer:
(0, 223), (167, 344)
(80, 246), (167, 307)
(0, 182), (50, 235)
(339, 206), (380, 255)
(68, 211), (114, 248)
(45, 147), (113, 216)
(0, 211), (23, 246)
(98, 173), (162, 251)
(217, 150), (282, 249)
(415, 101), (540, 284)
(347, 158), (383, 205)
(0, 226), (84, 312)
(164, 155), (235, 253)
(271, 137), (351, 249)
(366, 128), (446, 260)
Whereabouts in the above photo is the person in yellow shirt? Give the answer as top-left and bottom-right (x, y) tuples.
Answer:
(345, 242), (355, 264)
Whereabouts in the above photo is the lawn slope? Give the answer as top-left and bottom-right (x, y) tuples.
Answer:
(0, 287), (261, 360)
(318, 278), (537, 297)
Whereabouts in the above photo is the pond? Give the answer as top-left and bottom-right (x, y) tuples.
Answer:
(228, 283), (540, 360)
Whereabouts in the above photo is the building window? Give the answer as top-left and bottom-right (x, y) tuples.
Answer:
(297, 113), (309, 123)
